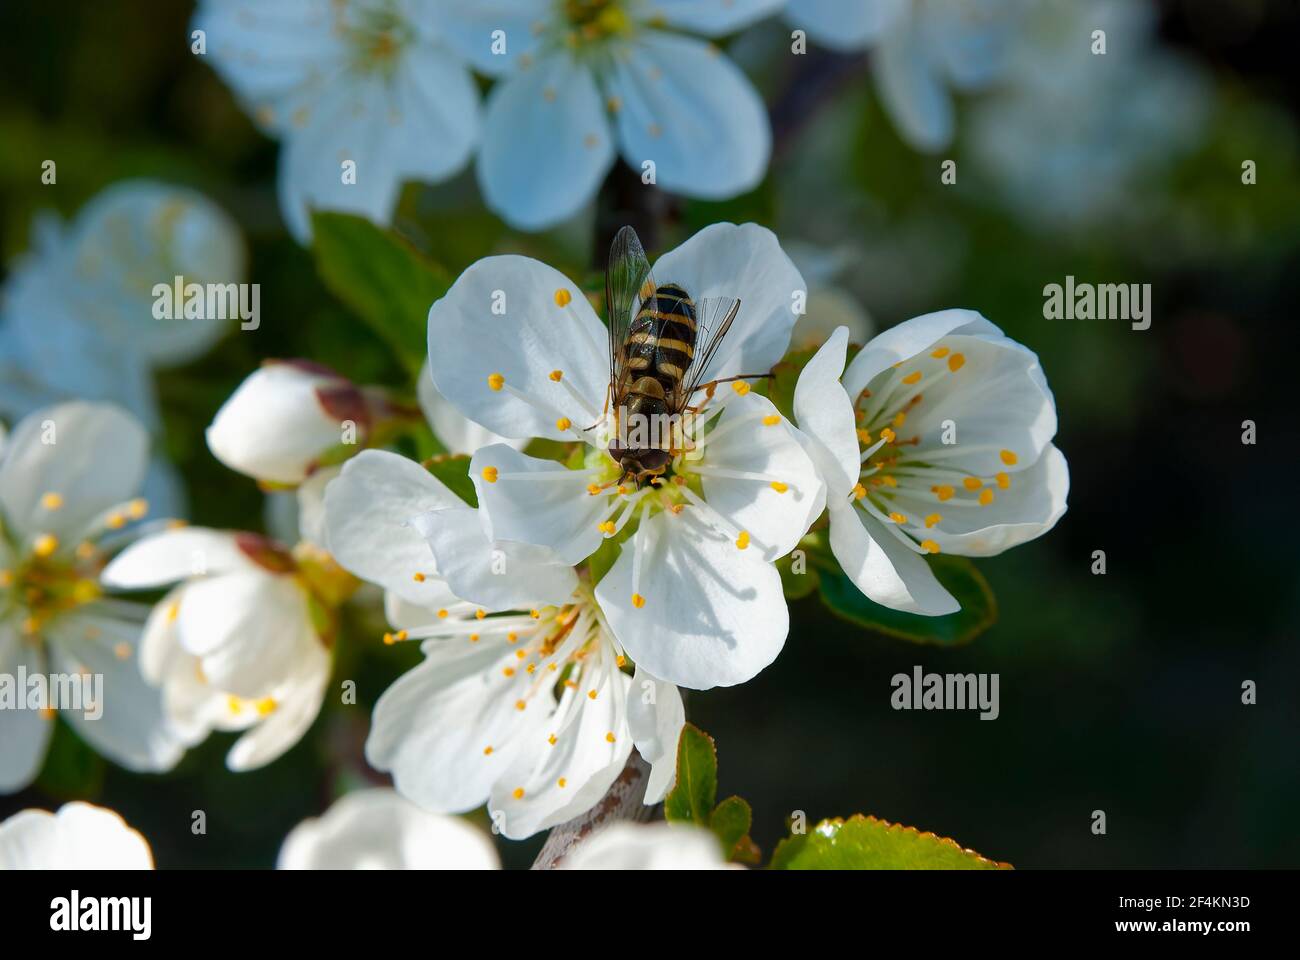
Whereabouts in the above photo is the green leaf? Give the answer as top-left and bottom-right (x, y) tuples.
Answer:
(817, 553), (997, 647)
(424, 455), (476, 507)
(770, 814), (1012, 870)
(663, 723), (717, 826)
(310, 211), (452, 375)
(710, 795), (752, 855)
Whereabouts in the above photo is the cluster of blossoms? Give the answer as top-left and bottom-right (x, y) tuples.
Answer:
(0, 219), (1067, 856)
(194, 0), (781, 234)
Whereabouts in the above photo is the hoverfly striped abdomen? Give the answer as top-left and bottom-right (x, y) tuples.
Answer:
(624, 282), (698, 401)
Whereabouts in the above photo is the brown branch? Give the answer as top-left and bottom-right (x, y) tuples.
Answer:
(531, 751), (657, 869)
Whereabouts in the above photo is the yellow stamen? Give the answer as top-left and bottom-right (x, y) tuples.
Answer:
(513, 787), (525, 800)
(631, 593), (645, 609)
(948, 353), (966, 372)
(962, 477), (982, 490)
(933, 485), (955, 501)
(556, 416), (572, 431)
(413, 572), (427, 582)
(515, 699), (526, 710)
(482, 466), (499, 483)
(931, 346), (950, 359)
(978, 488), (995, 506)
(921, 539), (941, 554)
(1000, 449), (1018, 465)
(553, 289), (572, 307)
(880, 427), (896, 443)
(902, 371), (922, 385)
(996, 472), (1010, 489)
(483, 745), (494, 755)
(549, 369), (564, 382)
(32, 534), (58, 558)
(587, 689), (598, 700)
(487, 372), (505, 391)
(605, 732), (616, 743)
(770, 481), (789, 494)
(889, 512), (907, 524)
(40, 492), (64, 510)
(762, 414), (780, 426)
(599, 520), (616, 535)
(557, 777), (567, 788)
(731, 381), (750, 396)
(925, 513), (941, 528)
(735, 530), (750, 550)
(852, 483), (867, 500)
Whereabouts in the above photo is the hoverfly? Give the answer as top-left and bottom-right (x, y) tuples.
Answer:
(601, 225), (753, 485)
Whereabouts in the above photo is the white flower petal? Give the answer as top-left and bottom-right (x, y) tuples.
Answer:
(427, 256), (609, 441)
(842, 308), (996, 399)
(561, 821), (728, 870)
(323, 450), (464, 606)
(418, 361), (524, 455)
(644, 0), (785, 36)
(412, 505), (578, 610)
(226, 640), (330, 771)
(489, 654), (631, 840)
(206, 362), (353, 485)
(651, 223), (804, 384)
(55, 181), (245, 366)
(785, 0), (906, 51)
(597, 510), (788, 689)
(0, 402), (148, 543)
(173, 570), (314, 698)
(698, 392), (825, 559)
(899, 444), (1069, 557)
(277, 787), (500, 869)
(0, 802), (153, 869)
(626, 666), (685, 804)
(46, 612), (186, 774)
(102, 528), (248, 589)
(433, 0), (551, 76)
(828, 501), (959, 615)
(478, 53), (614, 230)
(874, 14), (954, 152)
(0, 629), (52, 794)
(792, 325), (860, 499)
(606, 32), (768, 201)
(471, 446), (607, 566)
(366, 636), (548, 812)
(896, 331), (1058, 478)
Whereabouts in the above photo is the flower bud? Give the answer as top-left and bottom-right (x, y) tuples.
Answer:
(206, 361), (369, 485)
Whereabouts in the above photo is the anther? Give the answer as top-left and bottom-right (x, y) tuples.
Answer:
(482, 466), (499, 483)
(631, 593), (645, 609)
(1000, 449), (1018, 465)
(921, 540), (941, 554)
(948, 353), (965, 372)
(487, 372), (505, 391)
(553, 289), (572, 307)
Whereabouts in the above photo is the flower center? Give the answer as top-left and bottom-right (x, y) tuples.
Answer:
(341, 3), (413, 75)
(0, 543), (101, 639)
(848, 339), (1019, 556)
(559, 0), (635, 45)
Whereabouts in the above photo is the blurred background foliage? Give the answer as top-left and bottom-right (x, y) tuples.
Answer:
(2, 0), (1298, 868)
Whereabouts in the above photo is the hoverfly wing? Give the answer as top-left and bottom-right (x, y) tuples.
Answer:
(605, 226), (656, 400)
(678, 296), (741, 406)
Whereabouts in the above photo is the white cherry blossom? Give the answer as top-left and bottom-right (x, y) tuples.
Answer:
(0, 403), (185, 793)
(101, 526), (342, 771)
(323, 449), (683, 840)
(793, 315), (1068, 614)
(192, 0), (481, 241)
(439, 0), (779, 230)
